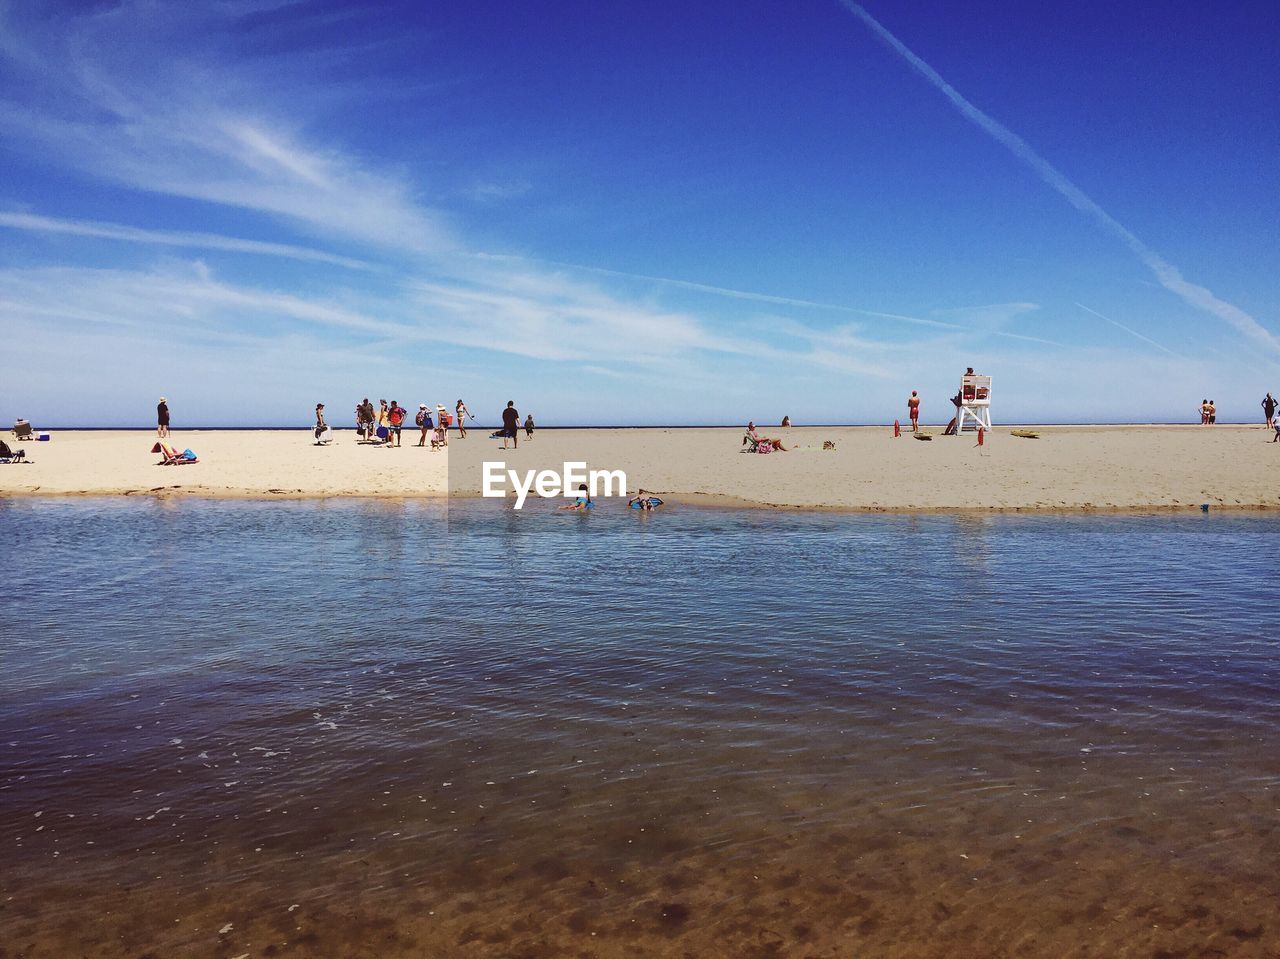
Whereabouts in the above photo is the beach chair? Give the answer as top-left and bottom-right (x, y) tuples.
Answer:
(11, 420), (33, 441)
(0, 440), (27, 463)
(152, 442), (198, 465)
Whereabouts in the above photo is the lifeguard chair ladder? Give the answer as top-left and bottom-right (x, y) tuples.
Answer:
(958, 374), (992, 432)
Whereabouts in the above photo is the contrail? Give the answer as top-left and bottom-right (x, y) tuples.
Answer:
(838, 2), (1280, 356)
(476, 251), (965, 331)
(1075, 302), (1181, 357)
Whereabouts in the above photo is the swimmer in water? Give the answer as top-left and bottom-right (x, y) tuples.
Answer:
(559, 483), (593, 510)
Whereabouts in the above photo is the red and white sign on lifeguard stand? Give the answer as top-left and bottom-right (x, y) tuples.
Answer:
(958, 373), (992, 432)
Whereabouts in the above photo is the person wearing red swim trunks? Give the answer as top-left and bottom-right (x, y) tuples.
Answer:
(907, 391), (921, 432)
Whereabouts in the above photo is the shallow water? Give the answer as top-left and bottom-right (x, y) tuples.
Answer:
(1, 498), (1277, 958)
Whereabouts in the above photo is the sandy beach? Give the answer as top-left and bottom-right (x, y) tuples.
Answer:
(2, 425), (1277, 510)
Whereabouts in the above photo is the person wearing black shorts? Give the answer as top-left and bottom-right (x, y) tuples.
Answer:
(157, 396), (170, 438)
(501, 400), (520, 449)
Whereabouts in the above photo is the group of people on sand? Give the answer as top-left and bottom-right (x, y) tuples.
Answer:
(347, 398), (474, 448)
(1198, 399), (1218, 425)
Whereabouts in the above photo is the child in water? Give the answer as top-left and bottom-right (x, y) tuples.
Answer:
(559, 483), (593, 510)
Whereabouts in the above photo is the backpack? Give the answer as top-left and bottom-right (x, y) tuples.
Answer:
(415, 410), (426, 427)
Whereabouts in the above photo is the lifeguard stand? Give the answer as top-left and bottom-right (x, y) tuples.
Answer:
(958, 373), (992, 432)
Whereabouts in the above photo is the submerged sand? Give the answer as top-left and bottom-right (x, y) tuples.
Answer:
(1, 425), (1277, 510)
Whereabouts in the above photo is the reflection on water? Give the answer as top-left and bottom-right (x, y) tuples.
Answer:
(1, 498), (1278, 957)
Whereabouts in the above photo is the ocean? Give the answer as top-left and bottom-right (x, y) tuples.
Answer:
(1, 498), (1277, 957)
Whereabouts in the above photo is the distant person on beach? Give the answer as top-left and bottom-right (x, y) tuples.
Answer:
(455, 399), (472, 438)
(501, 401), (520, 449)
(943, 390), (962, 435)
(525, 414), (535, 439)
(1263, 393), (1277, 429)
(359, 398), (375, 440)
(907, 391), (920, 432)
(387, 401), (406, 446)
(1199, 399), (1210, 425)
(559, 483), (593, 510)
(781, 415), (791, 428)
(156, 397), (169, 438)
(314, 404), (331, 444)
(415, 404), (433, 447)
(1209, 400), (1217, 425)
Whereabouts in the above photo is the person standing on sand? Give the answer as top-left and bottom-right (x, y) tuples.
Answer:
(157, 397), (170, 438)
(525, 413), (535, 440)
(416, 404), (433, 447)
(387, 400), (406, 447)
(1199, 399), (1210, 425)
(501, 400), (520, 449)
(314, 404), (328, 443)
(376, 399), (390, 441)
(907, 391), (920, 432)
(455, 399), (472, 438)
(1209, 400), (1217, 425)
(1263, 393), (1277, 429)
(357, 398), (373, 440)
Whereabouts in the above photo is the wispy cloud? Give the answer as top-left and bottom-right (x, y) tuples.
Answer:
(0, 211), (376, 270)
(839, 2), (1280, 357)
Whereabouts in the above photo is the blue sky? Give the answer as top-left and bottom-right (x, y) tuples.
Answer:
(1, 0), (1277, 426)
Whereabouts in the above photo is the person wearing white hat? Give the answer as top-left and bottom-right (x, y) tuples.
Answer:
(157, 396), (170, 438)
(434, 405), (450, 447)
(415, 404), (434, 447)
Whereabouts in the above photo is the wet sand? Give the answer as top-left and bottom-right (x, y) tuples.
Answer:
(2, 424), (1278, 510)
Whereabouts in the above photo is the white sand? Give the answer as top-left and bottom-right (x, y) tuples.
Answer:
(2, 425), (1277, 511)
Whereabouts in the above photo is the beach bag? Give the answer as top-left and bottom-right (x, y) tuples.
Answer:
(376, 425), (388, 440)
(415, 410), (426, 427)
